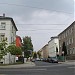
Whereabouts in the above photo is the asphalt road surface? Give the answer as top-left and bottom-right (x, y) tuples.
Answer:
(0, 61), (75, 75)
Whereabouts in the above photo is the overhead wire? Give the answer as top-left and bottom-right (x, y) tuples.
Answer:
(0, 3), (73, 15)
(15, 24), (67, 26)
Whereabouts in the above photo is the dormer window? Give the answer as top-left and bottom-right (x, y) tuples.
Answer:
(0, 22), (6, 30)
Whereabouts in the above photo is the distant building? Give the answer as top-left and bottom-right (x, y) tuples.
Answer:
(16, 35), (22, 47)
(38, 44), (49, 59)
(42, 44), (49, 58)
(37, 49), (43, 59)
(48, 36), (59, 58)
(58, 21), (75, 60)
(0, 14), (18, 45)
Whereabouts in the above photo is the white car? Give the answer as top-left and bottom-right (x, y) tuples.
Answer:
(36, 58), (40, 61)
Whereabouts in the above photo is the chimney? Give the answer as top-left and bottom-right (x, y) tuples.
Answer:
(3, 13), (5, 17)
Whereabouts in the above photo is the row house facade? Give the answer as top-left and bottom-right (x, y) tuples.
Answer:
(58, 21), (75, 59)
(42, 44), (49, 58)
(0, 14), (18, 45)
(48, 37), (59, 58)
(38, 49), (43, 59)
(38, 37), (59, 59)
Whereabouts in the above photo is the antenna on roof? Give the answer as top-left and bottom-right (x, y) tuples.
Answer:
(3, 13), (5, 17)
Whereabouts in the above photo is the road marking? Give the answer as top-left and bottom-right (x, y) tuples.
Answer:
(36, 64), (68, 68)
(24, 69), (47, 71)
(0, 69), (47, 71)
(68, 67), (75, 69)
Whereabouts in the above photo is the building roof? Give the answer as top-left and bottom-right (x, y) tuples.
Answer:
(0, 15), (18, 31)
(58, 21), (75, 36)
(48, 36), (58, 43)
(16, 35), (22, 42)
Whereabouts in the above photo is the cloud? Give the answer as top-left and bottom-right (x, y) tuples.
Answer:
(14, 10), (73, 51)
(0, 0), (74, 51)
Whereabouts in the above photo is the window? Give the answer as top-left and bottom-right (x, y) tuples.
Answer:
(12, 26), (13, 33)
(67, 42), (68, 45)
(63, 33), (65, 38)
(65, 31), (67, 37)
(0, 33), (5, 42)
(71, 38), (74, 44)
(11, 37), (12, 43)
(0, 22), (6, 30)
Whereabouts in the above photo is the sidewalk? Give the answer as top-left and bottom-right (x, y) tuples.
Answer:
(59, 60), (75, 65)
(0, 62), (35, 68)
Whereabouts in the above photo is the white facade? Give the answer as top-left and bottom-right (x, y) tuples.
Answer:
(0, 15), (17, 45)
(48, 37), (59, 57)
(1, 53), (16, 64)
(0, 15), (18, 64)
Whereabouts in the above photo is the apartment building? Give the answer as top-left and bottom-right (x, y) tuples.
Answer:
(58, 21), (75, 59)
(38, 49), (43, 59)
(42, 44), (49, 58)
(48, 37), (59, 58)
(0, 14), (18, 45)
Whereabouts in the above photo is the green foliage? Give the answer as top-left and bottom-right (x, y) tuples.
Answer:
(33, 52), (37, 58)
(62, 42), (67, 56)
(22, 36), (33, 58)
(0, 38), (8, 59)
(23, 36), (33, 50)
(7, 45), (22, 55)
(24, 51), (30, 58)
(37, 51), (41, 58)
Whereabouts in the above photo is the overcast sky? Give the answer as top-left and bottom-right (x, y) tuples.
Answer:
(0, 0), (74, 51)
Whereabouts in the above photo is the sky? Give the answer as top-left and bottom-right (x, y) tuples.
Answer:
(0, 0), (74, 51)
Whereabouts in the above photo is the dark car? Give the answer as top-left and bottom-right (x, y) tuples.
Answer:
(48, 57), (58, 63)
(42, 58), (48, 62)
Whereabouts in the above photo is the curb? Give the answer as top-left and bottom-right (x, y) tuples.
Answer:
(58, 61), (75, 65)
(0, 62), (35, 68)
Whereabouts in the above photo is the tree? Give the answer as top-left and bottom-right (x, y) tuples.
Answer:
(0, 37), (8, 60)
(33, 52), (37, 59)
(56, 47), (58, 52)
(37, 51), (41, 59)
(7, 45), (22, 55)
(22, 36), (33, 58)
(62, 42), (67, 56)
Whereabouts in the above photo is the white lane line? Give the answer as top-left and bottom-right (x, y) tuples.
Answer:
(0, 69), (47, 71)
(24, 69), (47, 71)
(36, 64), (68, 68)
(68, 67), (75, 69)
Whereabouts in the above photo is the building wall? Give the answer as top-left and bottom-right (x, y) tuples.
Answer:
(0, 53), (16, 64)
(42, 44), (49, 58)
(48, 38), (59, 57)
(16, 36), (22, 47)
(38, 49), (43, 58)
(58, 21), (75, 59)
(0, 19), (17, 45)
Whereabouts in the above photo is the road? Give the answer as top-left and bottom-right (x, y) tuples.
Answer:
(0, 61), (75, 75)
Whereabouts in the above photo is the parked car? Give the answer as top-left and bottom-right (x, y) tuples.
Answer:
(31, 59), (35, 62)
(40, 58), (43, 61)
(42, 58), (48, 62)
(48, 57), (58, 63)
(36, 58), (40, 61)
